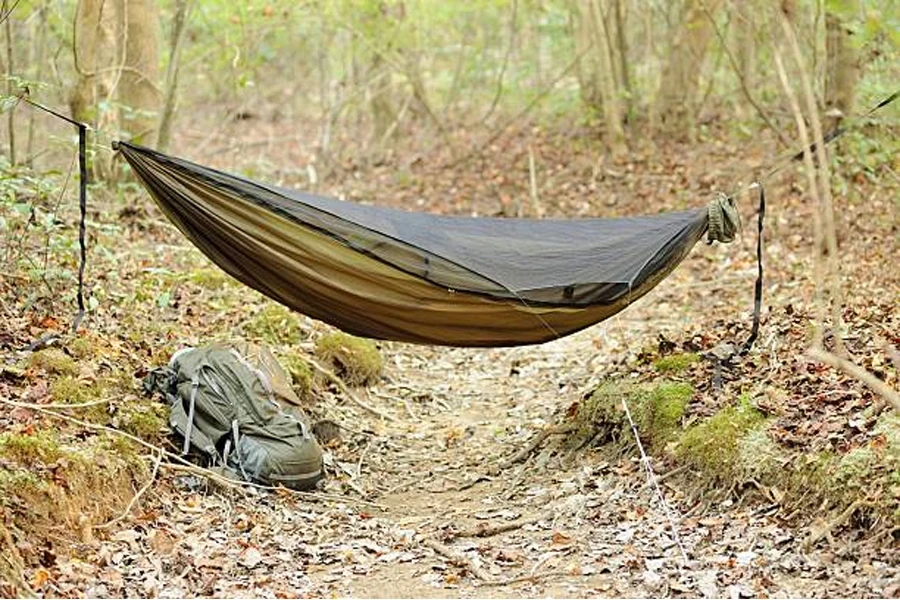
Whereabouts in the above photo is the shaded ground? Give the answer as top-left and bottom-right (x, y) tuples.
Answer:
(1, 114), (898, 597)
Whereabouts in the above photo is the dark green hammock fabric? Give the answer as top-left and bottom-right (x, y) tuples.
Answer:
(116, 142), (736, 347)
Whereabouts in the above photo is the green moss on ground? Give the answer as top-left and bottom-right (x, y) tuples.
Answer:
(736, 427), (786, 480)
(281, 354), (314, 399)
(116, 403), (168, 444)
(244, 304), (307, 346)
(653, 352), (699, 374)
(574, 379), (691, 450)
(188, 267), (232, 290)
(315, 332), (383, 386)
(0, 431), (63, 467)
(677, 396), (766, 478)
(27, 348), (77, 376)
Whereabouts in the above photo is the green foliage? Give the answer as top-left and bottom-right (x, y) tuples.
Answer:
(281, 354), (314, 400)
(315, 332), (383, 386)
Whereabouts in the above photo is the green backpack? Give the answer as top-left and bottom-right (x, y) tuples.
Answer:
(144, 342), (324, 490)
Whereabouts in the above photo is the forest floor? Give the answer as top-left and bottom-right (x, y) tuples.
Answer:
(1, 111), (898, 597)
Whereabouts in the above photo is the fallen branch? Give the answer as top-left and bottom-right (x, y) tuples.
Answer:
(422, 537), (492, 582)
(808, 347), (900, 413)
(306, 357), (396, 422)
(482, 571), (570, 587)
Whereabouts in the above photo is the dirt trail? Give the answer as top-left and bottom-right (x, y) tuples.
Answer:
(40, 273), (897, 598)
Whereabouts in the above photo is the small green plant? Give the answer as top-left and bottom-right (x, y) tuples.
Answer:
(315, 332), (383, 386)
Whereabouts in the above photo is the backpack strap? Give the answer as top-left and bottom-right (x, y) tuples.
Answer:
(182, 374), (200, 455)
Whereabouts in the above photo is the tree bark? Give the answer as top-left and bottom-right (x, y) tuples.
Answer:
(824, 4), (859, 131)
(117, 0), (161, 146)
(572, 0), (626, 153)
(156, 0), (192, 152)
(70, 0), (118, 127)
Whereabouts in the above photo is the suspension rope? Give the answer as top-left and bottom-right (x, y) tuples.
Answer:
(17, 94), (90, 335)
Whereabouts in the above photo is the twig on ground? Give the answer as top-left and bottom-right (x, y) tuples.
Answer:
(355, 438), (373, 479)
(98, 451), (163, 529)
(306, 357), (396, 422)
(422, 537), (492, 582)
(371, 388), (417, 420)
(452, 511), (551, 539)
(482, 571), (570, 587)
(641, 465), (689, 490)
(5, 395), (122, 410)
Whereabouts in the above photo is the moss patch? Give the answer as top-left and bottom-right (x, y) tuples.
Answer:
(0, 431), (148, 569)
(315, 332), (383, 387)
(281, 354), (314, 400)
(572, 379), (691, 450)
(27, 348), (77, 376)
(244, 304), (307, 346)
(0, 431), (63, 467)
(677, 397), (766, 479)
(653, 352), (699, 374)
(736, 427), (786, 480)
(116, 402), (168, 444)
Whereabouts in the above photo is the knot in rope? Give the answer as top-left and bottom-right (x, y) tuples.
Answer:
(707, 193), (740, 244)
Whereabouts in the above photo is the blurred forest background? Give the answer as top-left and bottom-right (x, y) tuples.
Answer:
(1, 0), (898, 185)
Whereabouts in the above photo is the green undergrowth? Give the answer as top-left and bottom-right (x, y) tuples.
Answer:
(315, 332), (383, 387)
(244, 303), (308, 346)
(579, 378), (900, 528)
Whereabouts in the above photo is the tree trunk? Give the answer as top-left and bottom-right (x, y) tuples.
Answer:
(655, 0), (723, 138)
(824, 4), (859, 131)
(117, 0), (161, 146)
(5, 10), (15, 164)
(156, 0), (192, 152)
(572, 0), (626, 154)
(70, 0), (118, 128)
(732, 1), (756, 119)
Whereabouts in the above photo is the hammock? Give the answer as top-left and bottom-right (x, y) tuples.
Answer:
(116, 142), (739, 347)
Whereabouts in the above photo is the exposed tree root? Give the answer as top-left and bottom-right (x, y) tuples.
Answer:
(422, 537), (492, 582)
